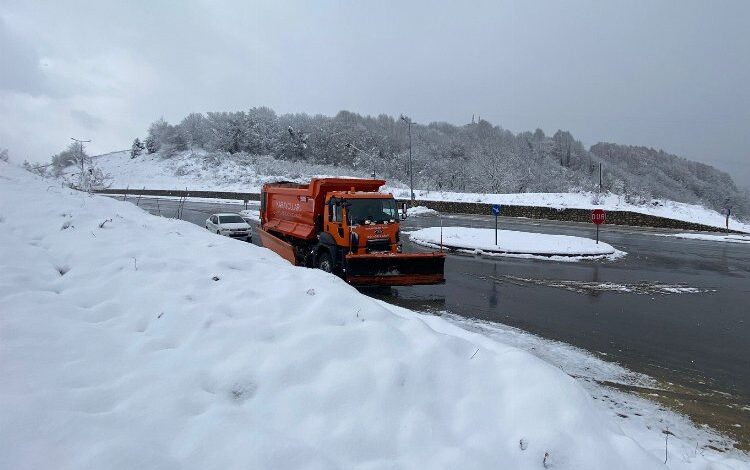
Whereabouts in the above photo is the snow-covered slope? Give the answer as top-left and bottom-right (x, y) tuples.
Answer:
(87, 150), (749, 233)
(2, 161), (748, 468)
(85, 150), (373, 193)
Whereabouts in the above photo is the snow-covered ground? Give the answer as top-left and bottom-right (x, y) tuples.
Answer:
(86, 151), (750, 233)
(410, 226), (624, 261)
(4, 161), (748, 468)
(664, 233), (750, 244)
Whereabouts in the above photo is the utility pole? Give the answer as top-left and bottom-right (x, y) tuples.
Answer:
(400, 114), (415, 206)
(71, 137), (91, 190)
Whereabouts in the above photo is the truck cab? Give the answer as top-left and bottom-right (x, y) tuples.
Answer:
(323, 191), (403, 255)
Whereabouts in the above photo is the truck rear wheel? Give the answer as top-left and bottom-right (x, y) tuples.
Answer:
(317, 251), (333, 273)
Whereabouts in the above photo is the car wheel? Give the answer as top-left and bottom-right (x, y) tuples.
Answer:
(317, 251), (333, 273)
(217, 230), (221, 235)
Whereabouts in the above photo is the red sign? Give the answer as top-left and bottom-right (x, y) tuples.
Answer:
(591, 209), (606, 225)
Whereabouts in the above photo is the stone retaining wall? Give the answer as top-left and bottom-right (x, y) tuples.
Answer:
(95, 188), (744, 234)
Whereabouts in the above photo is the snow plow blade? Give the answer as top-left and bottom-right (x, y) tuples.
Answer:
(345, 252), (446, 286)
(258, 229), (297, 265)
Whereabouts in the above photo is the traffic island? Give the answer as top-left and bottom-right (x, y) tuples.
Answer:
(409, 227), (626, 261)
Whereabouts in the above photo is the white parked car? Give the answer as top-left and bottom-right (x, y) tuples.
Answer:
(205, 213), (252, 242)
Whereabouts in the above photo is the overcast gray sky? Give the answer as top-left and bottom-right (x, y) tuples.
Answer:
(1, 0), (748, 188)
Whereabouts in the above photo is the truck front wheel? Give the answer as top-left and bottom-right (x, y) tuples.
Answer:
(317, 251), (333, 273)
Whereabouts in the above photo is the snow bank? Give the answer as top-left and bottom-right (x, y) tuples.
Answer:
(0, 161), (676, 469)
(410, 227), (623, 261)
(406, 205), (438, 217)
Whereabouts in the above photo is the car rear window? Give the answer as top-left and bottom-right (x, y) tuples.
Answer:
(219, 215), (245, 224)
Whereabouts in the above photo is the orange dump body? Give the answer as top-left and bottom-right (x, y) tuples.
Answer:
(262, 178), (385, 240)
(260, 178), (445, 286)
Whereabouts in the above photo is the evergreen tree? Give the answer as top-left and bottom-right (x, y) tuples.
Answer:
(131, 138), (145, 159)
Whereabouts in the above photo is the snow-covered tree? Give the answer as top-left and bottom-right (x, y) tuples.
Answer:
(145, 136), (158, 154)
(83, 165), (113, 191)
(180, 113), (210, 149)
(50, 143), (88, 176)
(130, 138), (145, 158)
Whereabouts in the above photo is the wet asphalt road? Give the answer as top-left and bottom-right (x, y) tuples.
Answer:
(122, 196), (750, 427)
(401, 214), (750, 393)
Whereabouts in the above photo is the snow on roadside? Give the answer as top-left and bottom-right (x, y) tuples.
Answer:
(386, 187), (750, 234)
(423, 313), (749, 468)
(406, 205), (438, 217)
(410, 226), (625, 261)
(664, 233), (750, 244)
(486, 274), (714, 296)
(1, 161), (686, 469)
(86, 151), (749, 233)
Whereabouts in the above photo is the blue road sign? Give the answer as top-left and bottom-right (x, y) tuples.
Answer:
(492, 204), (502, 216)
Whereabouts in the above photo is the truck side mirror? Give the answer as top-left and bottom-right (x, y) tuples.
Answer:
(400, 202), (407, 220)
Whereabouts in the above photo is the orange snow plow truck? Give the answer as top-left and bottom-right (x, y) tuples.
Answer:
(259, 178), (445, 286)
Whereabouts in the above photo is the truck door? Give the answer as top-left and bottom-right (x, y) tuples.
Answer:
(326, 199), (348, 246)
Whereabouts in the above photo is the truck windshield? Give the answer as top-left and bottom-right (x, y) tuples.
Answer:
(346, 199), (398, 224)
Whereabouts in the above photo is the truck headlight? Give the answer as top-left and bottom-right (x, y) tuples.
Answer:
(396, 243), (403, 253)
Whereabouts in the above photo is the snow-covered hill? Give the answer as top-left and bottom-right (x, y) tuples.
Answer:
(3, 161), (748, 468)
(83, 150), (750, 233)
(85, 149), (379, 193)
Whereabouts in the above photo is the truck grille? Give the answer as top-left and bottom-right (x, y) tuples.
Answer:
(366, 239), (391, 253)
